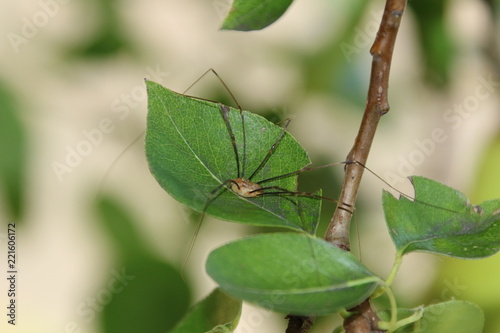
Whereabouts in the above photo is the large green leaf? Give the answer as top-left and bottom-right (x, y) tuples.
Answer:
(169, 288), (241, 333)
(206, 233), (380, 316)
(383, 176), (500, 258)
(146, 80), (321, 233)
(221, 0), (294, 31)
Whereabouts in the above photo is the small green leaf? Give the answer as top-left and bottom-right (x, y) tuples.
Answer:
(206, 233), (381, 316)
(382, 301), (484, 333)
(221, 0), (294, 31)
(169, 288), (241, 333)
(383, 176), (500, 258)
(377, 307), (424, 332)
(146, 80), (321, 233)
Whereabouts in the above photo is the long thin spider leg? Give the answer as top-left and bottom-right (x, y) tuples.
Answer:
(183, 69), (246, 178)
(183, 69), (243, 111)
(97, 130), (145, 197)
(255, 186), (354, 214)
(182, 68), (213, 94)
(181, 179), (233, 276)
(257, 160), (461, 215)
(240, 105), (247, 178)
(344, 160), (461, 214)
(219, 104), (241, 178)
(256, 162), (349, 185)
(223, 100), (247, 178)
(305, 235), (322, 283)
(247, 118), (292, 181)
(343, 160), (416, 200)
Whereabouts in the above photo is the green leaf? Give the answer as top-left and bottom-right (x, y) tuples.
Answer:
(95, 196), (192, 332)
(101, 259), (191, 333)
(146, 80), (321, 233)
(409, 0), (455, 88)
(169, 288), (241, 333)
(206, 233), (380, 316)
(376, 306), (423, 332)
(66, 0), (133, 57)
(221, 0), (294, 31)
(0, 82), (27, 221)
(473, 135), (500, 202)
(383, 176), (500, 258)
(303, 0), (371, 100)
(95, 196), (152, 260)
(384, 301), (484, 333)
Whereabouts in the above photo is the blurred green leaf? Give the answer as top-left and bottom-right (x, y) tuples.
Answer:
(409, 0), (455, 88)
(383, 176), (500, 258)
(68, 0), (132, 57)
(96, 196), (151, 260)
(481, 0), (500, 26)
(96, 196), (191, 333)
(169, 288), (241, 333)
(206, 233), (380, 316)
(102, 258), (191, 333)
(474, 135), (500, 203)
(303, 0), (370, 102)
(435, 135), (500, 333)
(221, 0), (294, 31)
(0, 82), (26, 221)
(146, 80), (321, 233)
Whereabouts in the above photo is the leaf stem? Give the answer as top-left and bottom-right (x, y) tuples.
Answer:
(386, 286), (398, 332)
(385, 251), (404, 287)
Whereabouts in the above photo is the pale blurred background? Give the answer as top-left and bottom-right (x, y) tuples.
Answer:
(0, 0), (499, 332)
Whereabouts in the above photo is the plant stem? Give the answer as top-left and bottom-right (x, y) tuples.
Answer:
(385, 251), (404, 287)
(339, 1), (408, 332)
(285, 315), (315, 333)
(325, 0), (407, 249)
(344, 299), (384, 333)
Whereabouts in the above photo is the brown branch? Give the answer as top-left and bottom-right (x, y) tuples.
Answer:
(286, 1), (407, 333)
(285, 315), (315, 333)
(344, 299), (385, 333)
(335, 1), (407, 333)
(325, 0), (407, 249)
